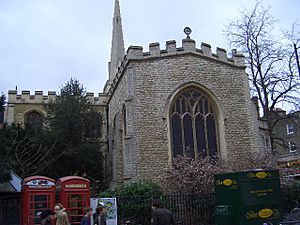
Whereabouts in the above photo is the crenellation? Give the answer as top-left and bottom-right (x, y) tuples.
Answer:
(48, 91), (56, 95)
(216, 47), (227, 60)
(126, 46), (143, 59)
(196, 48), (202, 54)
(231, 49), (245, 67)
(8, 90), (56, 103)
(21, 91), (30, 101)
(35, 91), (43, 95)
(108, 38), (246, 100)
(182, 38), (196, 52)
(201, 42), (212, 56)
(149, 42), (160, 57)
(143, 52), (151, 56)
(176, 47), (184, 52)
(166, 40), (176, 53)
(34, 91), (43, 101)
(21, 90), (30, 95)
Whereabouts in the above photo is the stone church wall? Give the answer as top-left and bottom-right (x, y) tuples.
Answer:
(108, 38), (262, 184)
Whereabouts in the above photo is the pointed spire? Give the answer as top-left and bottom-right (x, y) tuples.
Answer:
(109, 0), (125, 80)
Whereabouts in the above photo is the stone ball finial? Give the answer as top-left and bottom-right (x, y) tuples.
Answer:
(183, 27), (192, 39)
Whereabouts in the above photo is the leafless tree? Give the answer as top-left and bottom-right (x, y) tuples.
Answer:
(225, 2), (300, 153)
(4, 127), (60, 178)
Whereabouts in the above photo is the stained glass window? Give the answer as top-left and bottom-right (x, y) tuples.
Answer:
(170, 88), (218, 158)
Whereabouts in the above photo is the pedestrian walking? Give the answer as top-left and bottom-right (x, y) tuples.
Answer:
(40, 209), (54, 225)
(93, 205), (107, 225)
(151, 199), (176, 225)
(56, 210), (70, 225)
(81, 206), (93, 225)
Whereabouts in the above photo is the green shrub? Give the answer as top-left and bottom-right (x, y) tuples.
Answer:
(99, 180), (163, 225)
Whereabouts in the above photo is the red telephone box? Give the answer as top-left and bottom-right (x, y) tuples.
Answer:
(56, 176), (90, 225)
(21, 176), (56, 225)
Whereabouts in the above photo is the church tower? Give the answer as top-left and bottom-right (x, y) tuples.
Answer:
(105, 0), (125, 93)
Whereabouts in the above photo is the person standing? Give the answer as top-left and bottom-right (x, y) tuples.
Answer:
(54, 203), (65, 219)
(93, 205), (107, 225)
(81, 207), (93, 225)
(56, 210), (70, 225)
(40, 209), (54, 225)
(151, 199), (176, 225)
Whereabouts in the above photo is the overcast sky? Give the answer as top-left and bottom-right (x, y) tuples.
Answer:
(0, 0), (299, 96)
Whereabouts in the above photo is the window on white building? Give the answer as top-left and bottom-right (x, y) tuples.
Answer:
(287, 124), (295, 135)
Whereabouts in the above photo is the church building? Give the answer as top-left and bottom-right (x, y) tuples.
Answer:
(4, 0), (263, 187)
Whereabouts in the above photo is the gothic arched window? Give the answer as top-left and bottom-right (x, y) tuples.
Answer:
(170, 88), (218, 158)
(24, 111), (44, 131)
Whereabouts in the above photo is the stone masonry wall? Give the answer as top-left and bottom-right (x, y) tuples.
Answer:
(108, 38), (262, 185)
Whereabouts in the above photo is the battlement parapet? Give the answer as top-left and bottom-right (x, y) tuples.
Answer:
(108, 38), (245, 100)
(8, 90), (108, 105)
(125, 38), (245, 67)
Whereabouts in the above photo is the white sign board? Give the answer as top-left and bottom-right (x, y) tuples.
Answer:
(90, 197), (117, 225)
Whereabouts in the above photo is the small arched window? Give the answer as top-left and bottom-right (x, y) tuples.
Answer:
(24, 111), (44, 131)
(170, 88), (218, 158)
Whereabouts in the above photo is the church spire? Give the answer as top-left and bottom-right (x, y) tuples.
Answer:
(109, 0), (125, 80)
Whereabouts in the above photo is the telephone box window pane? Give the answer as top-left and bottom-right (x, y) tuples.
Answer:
(70, 216), (82, 223)
(69, 209), (82, 215)
(69, 201), (83, 208)
(68, 194), (82, 201)
(34, 195), (47, 202)
(34, 202), (47, 209)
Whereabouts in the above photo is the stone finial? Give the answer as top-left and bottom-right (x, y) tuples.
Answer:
(201, 42), (212, 56)
(127, 46), (143, 59)
(149, 42), (160, 57)
(183, 27), (192, 39)
(166, 40), (176, 53)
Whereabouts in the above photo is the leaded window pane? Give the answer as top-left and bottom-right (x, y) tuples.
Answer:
(207, 115), (217, 157)
(170, 88), (218, 158)
(171, 114), (183, 157)
(195, 114), (206, 158)
(183, 114), (194, 158)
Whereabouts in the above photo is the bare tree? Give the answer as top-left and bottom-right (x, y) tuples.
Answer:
(3, 126), (59, 178)
(225, 2), (300, 153)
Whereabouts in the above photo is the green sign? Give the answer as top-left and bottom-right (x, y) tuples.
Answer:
(214, 170), (282, 225)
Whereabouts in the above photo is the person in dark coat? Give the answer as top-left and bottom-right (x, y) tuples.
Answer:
(93, 205), (107, 225)
(40, 209), (54, 225)
(81, 206), (93, 225)
(151, 199), (176, 225)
